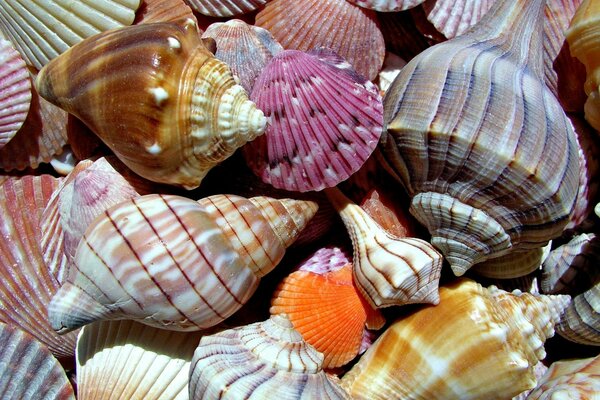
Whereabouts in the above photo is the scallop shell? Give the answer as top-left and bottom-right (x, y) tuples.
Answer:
(0, 0), (141, 70)
(35, 19), (267, 189)
(377, 10), (433, 61)
(76, 320), (203, 399)
(421, 0), (497, 39)
(189, 314), (351, 399)
(202, 19), (283, 94)
(556, 282), (600, 346)
(184, 0), (267, 17)
(270, 246), (385, 369)
(0, 39), (30, 149)
(0, 175), (78, 364)
(381, 0), (580, 276)
(341, 278), (571, 400)
(48, 193), (318, 333)
(133, 0), (197, 24)
(255, 0), (385, 81)
(346, 0), (425, 12)
(526, 355), (600, 399)
(326, 187), (443, 308)
(0, 321), (74, 399)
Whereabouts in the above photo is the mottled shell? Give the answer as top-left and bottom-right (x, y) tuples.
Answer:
(341, 278), (571, 400)
(0, 39), (30, 149)
(77, 320), (203, 399)
(184, 0), (267, 17)
(556, 282), (600, 346)
(48, 194), (317, 333)
(526, 355), (600, 399)
(346, 0), (425, 12)
(0, 322), (74, 399)
(35, 20), (266, 189)
(0, 0), (141, 70)
(381, 0), (580, 276)
(189, 314), (351, 399)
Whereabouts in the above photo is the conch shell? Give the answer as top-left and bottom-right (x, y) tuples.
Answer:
(35, 19), (266, 189)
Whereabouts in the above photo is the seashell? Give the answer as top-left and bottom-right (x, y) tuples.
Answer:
(0, 39), (31, 149)
(189, 314), (351, 399)
(556, 281), (600, 346)
(326, 187), (443, 308)
(270, 246), (385, 369)
(358, 186), (417, 238)
(377, 10), (433, 61)
(35, 19), (267, 189)
(566, 0), (600, 132)
(472, 244), (552, 279)
(202, 19), (283, 94)
(512, 361), (549, 400)
(422, 0), (497, 39)
(376, 52), (408, 96)
(0, 0), (141, 70)
(346, 0), (425, 12)
(76, 319), (203, 399)
(242, 49), (383, 192)
(49, 146), (77, 176)
(526, 355), (600, 399)
(48, 193), (318, 333)
(184, 0), (267, 17)
(541, 233), (600, 295)
(381, 0), (580, 276)
(341, 278), (571, 400)
(255, 0), (385, 81)
(133, 0), (197, 24)
(0, 175), (78, 364)
(0, 321), (75, 399)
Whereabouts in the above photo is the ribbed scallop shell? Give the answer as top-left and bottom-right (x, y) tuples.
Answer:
(0, 0), (141, 70)
(189, 314), (351, 399)
(270, 246), (385, 369)
(422, 0), (497, 39)
(0, 176), (78, 364)
(35, 19), (266, 189)
(346, 0), (424, 12)
(133, 0), (197, 24)
(255, 0), (385, 81)
(184, 0), (267, 17)
(381, 0), (580, 276)
(0, 322), (74, 399)
(48, 193), (317, 333)
(326, 187), (443, 308)
(202, 19), (283, 94)
(341, 278), (571, 400)
(77, 320), (203, 399)
(0, 39), (30, 149)
(556, 282), (600, 345)
(243, 49), (383, 192)
(526, 356), (600, 399)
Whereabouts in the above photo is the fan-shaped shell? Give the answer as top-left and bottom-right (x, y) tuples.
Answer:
(35, 19), (266, 189)
(556, 282), (600, 346)
(526, 355), (600, 399)
(48, 193), (317, 333)
(77, 320), (203, 399)
(341, 278), (571, 400)
(255, 0), (385, 81)
(346, 0), (424, 12)
(381, 0), (580, 276)
(189, 314), (351, 399)
(243, 49), (383, 192)
(0, 39), (30, 149)
(0, 322), (74, 399)
(184, 0), (267, 17)
(422, 0), (497, 39)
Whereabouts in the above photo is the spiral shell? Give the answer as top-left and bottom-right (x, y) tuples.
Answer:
(35, 19), (267, 189)
(189, 314), (351, 399)
(381, 0), (580, 276)
(341, 278), (571, 400)
(556, 282), (600, 346)
(48, 193), (318, 333)
(526, 355), (600, 399)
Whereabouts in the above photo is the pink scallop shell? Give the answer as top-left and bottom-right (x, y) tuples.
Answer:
(346, 0), (425, 12)
(0, 39), (31, 149)
(255, 0), (385, 81)
(243, 49), (383, 192)
(422, 0), (497, 39)
(184, 0), (267, 17)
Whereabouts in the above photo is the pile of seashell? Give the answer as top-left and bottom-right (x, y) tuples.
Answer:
(0, 0), (599, 399)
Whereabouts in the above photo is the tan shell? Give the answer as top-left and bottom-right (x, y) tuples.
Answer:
(526, 355), (600, 399)
(35, 19), (266, 189)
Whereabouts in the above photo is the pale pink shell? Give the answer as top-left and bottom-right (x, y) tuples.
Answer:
(243, 49), (383, 192)
(347, 0), (425, 12)
(422, 0), (497, 39)
(184, 0), (267, 17)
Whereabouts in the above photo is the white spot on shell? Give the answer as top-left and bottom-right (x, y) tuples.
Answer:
(146, 143), (162, 155)
(167, 37), (181, 49)
(149, 87), (169, 106)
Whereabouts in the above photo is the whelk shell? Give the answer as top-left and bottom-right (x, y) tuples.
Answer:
(556, 281), (600, 346)
(381, 0), (580, 276)
(526, 355), (600, 399)
(0, 39), (30, 149)
(35, 19), (267, 189)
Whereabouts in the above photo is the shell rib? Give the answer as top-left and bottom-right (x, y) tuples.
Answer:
(346, 0), (425, 12)
(381, 0), (580, 276)
(472, 244), (551, 279)
(341, 278), (571, 400)
(0, 39), (30, 149)
(0, 0), (141, 70)
(422, 0), (497, 39)
(189, 314), (351, 399)
(48, 194), (317, 333)
(0, 322), (74, 400)
(76, 320), (203, 399)
(326, 187), (443, 308)
(35, 19), (267, 189)
(526, 355), (600, 399)
(556, 282), (600, 346)
(184, 0), (267, 17)
(243, 49), (384, 192)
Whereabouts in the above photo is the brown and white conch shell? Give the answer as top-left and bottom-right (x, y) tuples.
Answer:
(35, 19), (267, 189)
(189, 314), (351, 399)
(556, 281), (600, 346)
(48, 193), (317, 333)
(526, 355), (600, 399)
(341, 278), (571, 400)
(380, 0), (580, 276)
